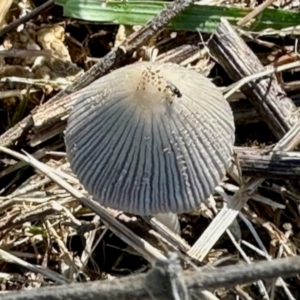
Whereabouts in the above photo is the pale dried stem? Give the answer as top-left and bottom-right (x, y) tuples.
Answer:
(0, 249), (69, 285)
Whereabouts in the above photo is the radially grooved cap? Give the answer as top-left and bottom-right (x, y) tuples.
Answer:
(65, 61), (235, 216)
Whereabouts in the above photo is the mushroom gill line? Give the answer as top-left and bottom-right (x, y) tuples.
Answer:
(151, 115), (166, 211)
(70, 104), (127, 175)
(90, 108), (138, 208)
(175, 102), (215, 199)
(124, 116), (146, 213)
(108, 110), (142, 211)
(166, 106), (211, 208)
(158, 113), (183, 213)
(68, 94), (124, 146)
(70, 91), (130, 154)
(73, 107), (134, 195)
(180, 96), (230, 169)
(180, 81), (234, 136)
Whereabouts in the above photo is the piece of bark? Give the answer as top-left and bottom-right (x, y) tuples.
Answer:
(235, 147), (300, 180)
(2, 255), (300, 300)
(0, 0), (194, 148)
(157, 43), (200, 64)
(208, 18), (300, 139)
(233, 93), (300, 124)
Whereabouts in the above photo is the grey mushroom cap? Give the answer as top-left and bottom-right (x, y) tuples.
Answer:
(65, 62), (235, 216)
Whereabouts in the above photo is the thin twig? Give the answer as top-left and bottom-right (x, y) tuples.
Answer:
(0, 49), (52, 58)
(224, 60), (300, 99)
(237, 0), (277, 27)
(0, 249), (69, 285)
(0, 0), (54, 37)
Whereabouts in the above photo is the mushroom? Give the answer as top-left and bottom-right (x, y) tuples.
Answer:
(65, 61), (235, 233)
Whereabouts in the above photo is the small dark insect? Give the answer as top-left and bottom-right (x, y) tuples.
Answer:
(166, 81), (182, 98)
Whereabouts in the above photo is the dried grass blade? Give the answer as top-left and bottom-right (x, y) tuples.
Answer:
(0, 146), (166, 263)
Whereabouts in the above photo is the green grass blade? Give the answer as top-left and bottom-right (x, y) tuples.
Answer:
(55, 0), (300, 34)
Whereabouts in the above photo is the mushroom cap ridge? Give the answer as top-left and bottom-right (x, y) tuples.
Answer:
(65, 61), (235, 215)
